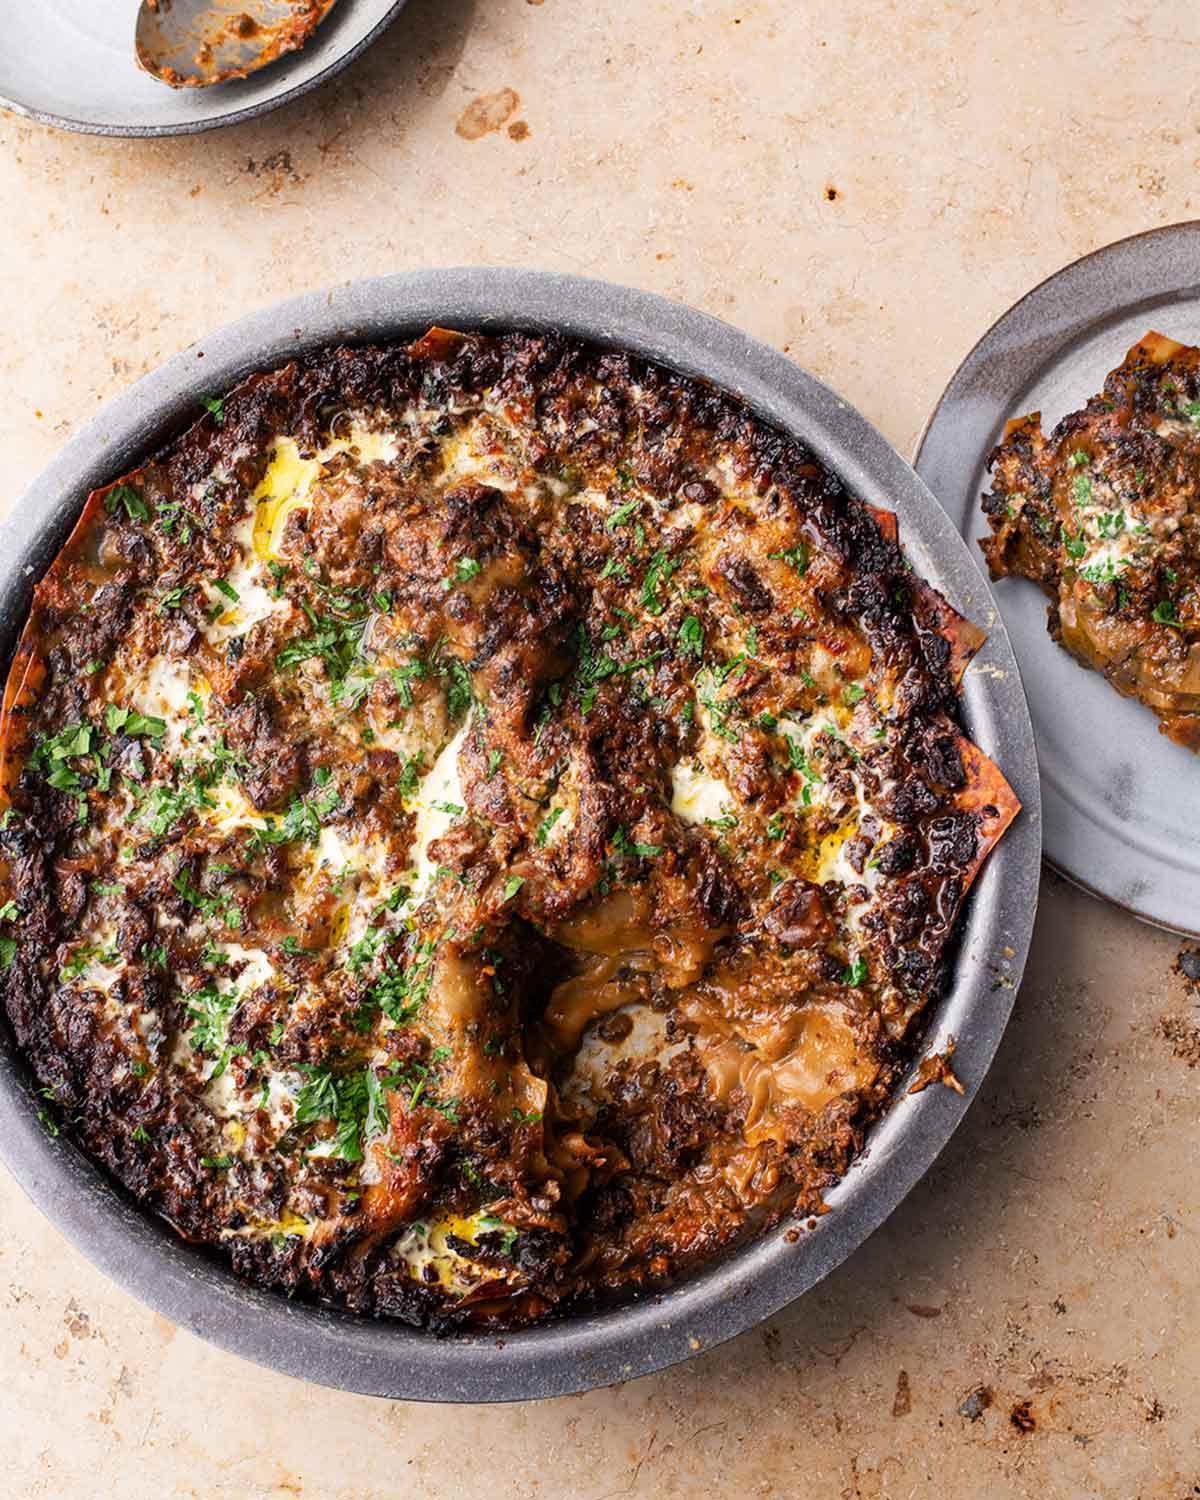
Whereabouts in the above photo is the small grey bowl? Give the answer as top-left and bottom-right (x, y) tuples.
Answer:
(0, 0), (409, 138)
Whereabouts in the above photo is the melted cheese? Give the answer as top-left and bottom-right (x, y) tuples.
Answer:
(407, 720), (469, 895)
(220, 1208), (313, 1244)
(251, 438), (322, 559)
(251, 426), (402, 562)
(59, 919), (125, 996)
(206, 783), (270, 834)
(201, 520), (286, 644)
(307, 822), (395, 946)
(222, 942), (277, 997)
(391, 1212), (516, 1294)
(125, 655), (208, 754)
(670, 759), (733, 825)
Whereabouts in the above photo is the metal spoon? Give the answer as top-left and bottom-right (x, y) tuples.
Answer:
(135, 0), (340, 88)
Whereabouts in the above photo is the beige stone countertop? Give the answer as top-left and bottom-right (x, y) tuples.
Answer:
(2, 2), (1200, 1495)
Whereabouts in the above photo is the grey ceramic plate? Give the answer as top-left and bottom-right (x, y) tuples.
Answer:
(0, 0), (407, 137)
(915, 222), (1200, 937)
(0, 270), (1040, 1401)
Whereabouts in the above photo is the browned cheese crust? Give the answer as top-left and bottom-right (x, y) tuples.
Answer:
(982, 330), (1200, 750)
(0, 330), (1017, 1329)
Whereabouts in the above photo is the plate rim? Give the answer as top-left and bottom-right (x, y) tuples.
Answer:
(0, 0), (410, 138)
(0, 267), (1042, 1401)
(913, 219), (1200, 938)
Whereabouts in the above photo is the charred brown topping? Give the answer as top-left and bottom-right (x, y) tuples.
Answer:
(0, 329), (1016, 1329)
(982, 329), (1200, 750)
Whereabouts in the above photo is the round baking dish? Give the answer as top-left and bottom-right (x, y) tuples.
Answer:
(0, 270), (1041, 1402)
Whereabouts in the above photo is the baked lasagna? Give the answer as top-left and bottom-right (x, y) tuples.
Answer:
(0, 330), (1016, 1328)
(982, 330), (1200, 749)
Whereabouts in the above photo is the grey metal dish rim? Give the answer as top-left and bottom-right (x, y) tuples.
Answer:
(0, 268), (1042, 1402)
(0, 0), (410, 139)
(912, 219), (1200, 468)
(911, 218), (1200, 939)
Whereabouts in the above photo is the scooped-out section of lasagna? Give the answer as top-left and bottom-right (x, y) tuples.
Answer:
(0, 329), (1017, 1329)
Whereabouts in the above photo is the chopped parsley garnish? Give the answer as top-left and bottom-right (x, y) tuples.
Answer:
(695, 667), (741, 743)
(295, 1054), (457, 1160)
(444, 557), (482, 589)
(1071, 474), (1093, 507)
(172, 865), (242, 929)
(612, 826), (662, 859)
(1096, 511), (1125, 539)
(1152, 599), (1182, 627)
(605, 498), (639, 530)
(249, 774), (340, 850)
(59, 943), (119, 983)
(294, 1065), (395, 1161)
(276, 602), (370, 698)
(183, 978), (240, 1075)
(157, 501), (204, 544)
(768, 544), (809, 575)
(105, 704), (166, 743)
(388, 657), (427, 709)
(1079, 557), (1121, 586)
(369, 944), (435, 1026)
(536, 807), (564, 847)
(1067, 450), (1089, 468)
(842, 683), (866, 706)
(158, 585), (190, 612)
(1061, 527), (1087, 560)
(704, 811), (738, 832)
(443, 657), (474, 720)
(842, 954), (868, 987)
(396, 753), (425, 798)
(346, 924), (389, 977)
(30, 722), (92, 795)
(139, 775), (214, 837)
(573, 621), (618, 715)
(677, 614), (705, 658)
(784, 734), (822, 804)
(105, 484), (149, 522)
(201, 395), (226, 423)
(640, 549), (680, 616)
(211, 577), (240, 603)
(715, 653), (748, 686)
(501, 875), (525, 902)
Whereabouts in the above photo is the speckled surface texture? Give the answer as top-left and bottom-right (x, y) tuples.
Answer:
(1, 0), (1198, 1493)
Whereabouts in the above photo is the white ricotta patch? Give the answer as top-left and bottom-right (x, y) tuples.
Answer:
(670, 759), (734, 826)
(406, 720), (469, 896)
(126, 655), (207, 754)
